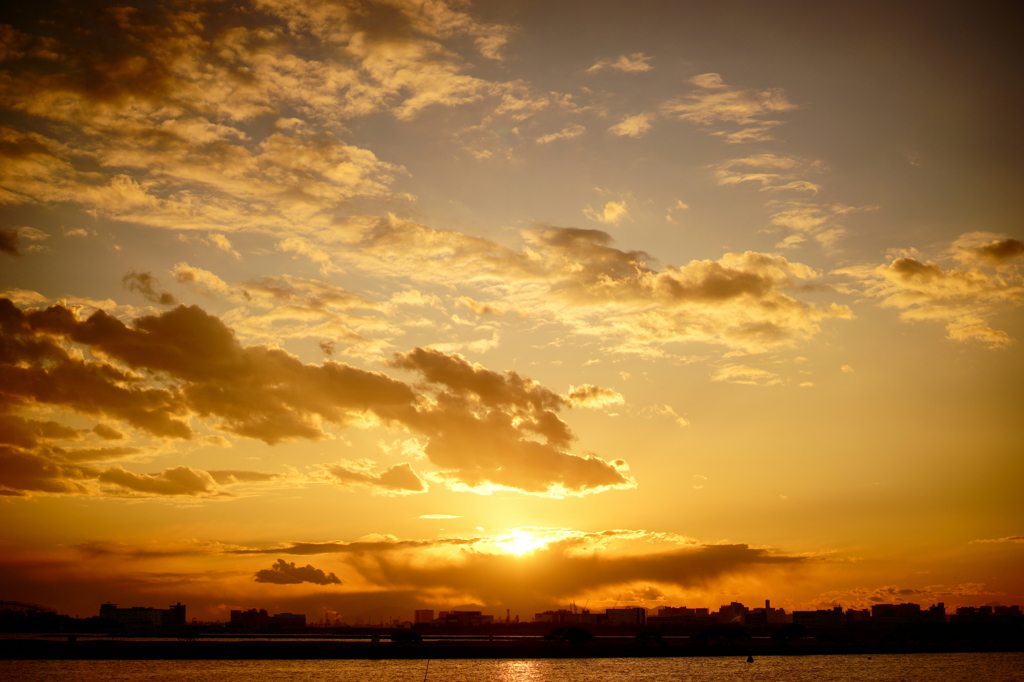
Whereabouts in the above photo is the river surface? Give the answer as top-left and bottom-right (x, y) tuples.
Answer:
(3, 653), (1023, 681)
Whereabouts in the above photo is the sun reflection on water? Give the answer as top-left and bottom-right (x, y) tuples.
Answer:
(496, 659), (547, 682)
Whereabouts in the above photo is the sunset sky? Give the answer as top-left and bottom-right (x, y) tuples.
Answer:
(1, 0), (1022, 623)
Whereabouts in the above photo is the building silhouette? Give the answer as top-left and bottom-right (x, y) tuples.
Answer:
(99, 602), (185, 628)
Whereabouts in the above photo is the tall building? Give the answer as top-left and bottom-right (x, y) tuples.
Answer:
(716, 602), (749, 624)
(414, 609), (435, 624)
(605, 607), (646, 628)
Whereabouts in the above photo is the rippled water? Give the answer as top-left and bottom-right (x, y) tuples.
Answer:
(4, 654), (1024, 682)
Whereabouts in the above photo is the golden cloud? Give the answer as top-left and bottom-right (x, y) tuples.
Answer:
(335, 217), (852, 355)
(836, 234), (1024, 348)
(0, 297), (631, 497)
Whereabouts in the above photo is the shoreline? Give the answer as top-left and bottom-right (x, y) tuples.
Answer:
(3, 639), (1021, 660)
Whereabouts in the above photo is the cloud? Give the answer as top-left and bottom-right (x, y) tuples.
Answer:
(0, 228), (20, 256)
(206, 470), (283, 485)
(457, 296), (512, 317)
(970, 536), (1024, 544)
(387, 347), (634, 496)
(338, 217), (853, 355)
(536, 124), (586, 144)
(665, 200), (689, 224)
(343, 531), (805, 608)
(835, 234), (1024, 348)
(419, 514), (461, 519)
(92, 424), (124, 440)
(0, 298), (417, 443)
(323, 460), (427, 495)
(0, 300), (196, 440)
(97, 465), (218, 496)
(608, 113), (653, 138)
(952, 232), (1024, 266)
(183, 269), (397, 355)
(0, 414), (80, 448)
(715, 154), (822, 193)
(815, 583), (1001, 611)
(225, 528), (801, 608)
(0, 298), (632, 497)
(253, 559), (341, 585)
(776, 234), (807, 250)
(278, 237), (345, 276)
(0, 445), (93, 496)
(766, 201), (873, 251)
(641, 404), (690, 427)
(0, 1), (528, 242)
(587, 53), (653, 73)
(711, 365), (782, 386)
(207, 233), (241, 260)
(0, 416), (282, 497)
(122, 271), (178, 307)
(841, 365), (854, 373)
(584, 200), (629, 225)
(172, 263), (234, 298)
(564, 385), (624, 409)
(711, 157), (870, 251)
(229, 537), (472, 556)
(661, 74), (796, 142)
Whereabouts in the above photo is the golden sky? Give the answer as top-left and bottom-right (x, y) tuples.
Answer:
(1, 0), (1022, 622)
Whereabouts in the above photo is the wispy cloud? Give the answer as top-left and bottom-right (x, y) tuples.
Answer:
(587, 53), (654, 73)
(661, 73), (796, 142)
(608, 113), (654, 138)
(536, 123), (586, 144)
(584, 200), (630, 225)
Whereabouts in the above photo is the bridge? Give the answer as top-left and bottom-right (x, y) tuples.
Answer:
(0, 600), (57, 614)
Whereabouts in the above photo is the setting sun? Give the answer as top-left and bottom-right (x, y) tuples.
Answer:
(498, 532), (549, 556)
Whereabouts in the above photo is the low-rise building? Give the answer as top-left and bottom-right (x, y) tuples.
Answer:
(272, 612), (306, 627)
(846, 608), (871, 623)
(229, 608), (305, 628)
(443, 610), (493, 626)
(792, 606), (844, 629)
(100, 603), (186, 628)
(534, 609), (573, 624)
(230, 608), (270, 628)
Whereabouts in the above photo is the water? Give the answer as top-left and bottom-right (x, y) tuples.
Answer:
(2, 654), (1023, 682)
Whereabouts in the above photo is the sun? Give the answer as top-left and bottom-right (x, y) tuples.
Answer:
(499, 531), (547, 555)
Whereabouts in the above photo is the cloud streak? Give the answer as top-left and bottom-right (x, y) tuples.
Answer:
(661, 73), (795, 142)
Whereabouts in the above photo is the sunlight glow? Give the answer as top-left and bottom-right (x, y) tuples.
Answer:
(498, 531), (548, 555)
